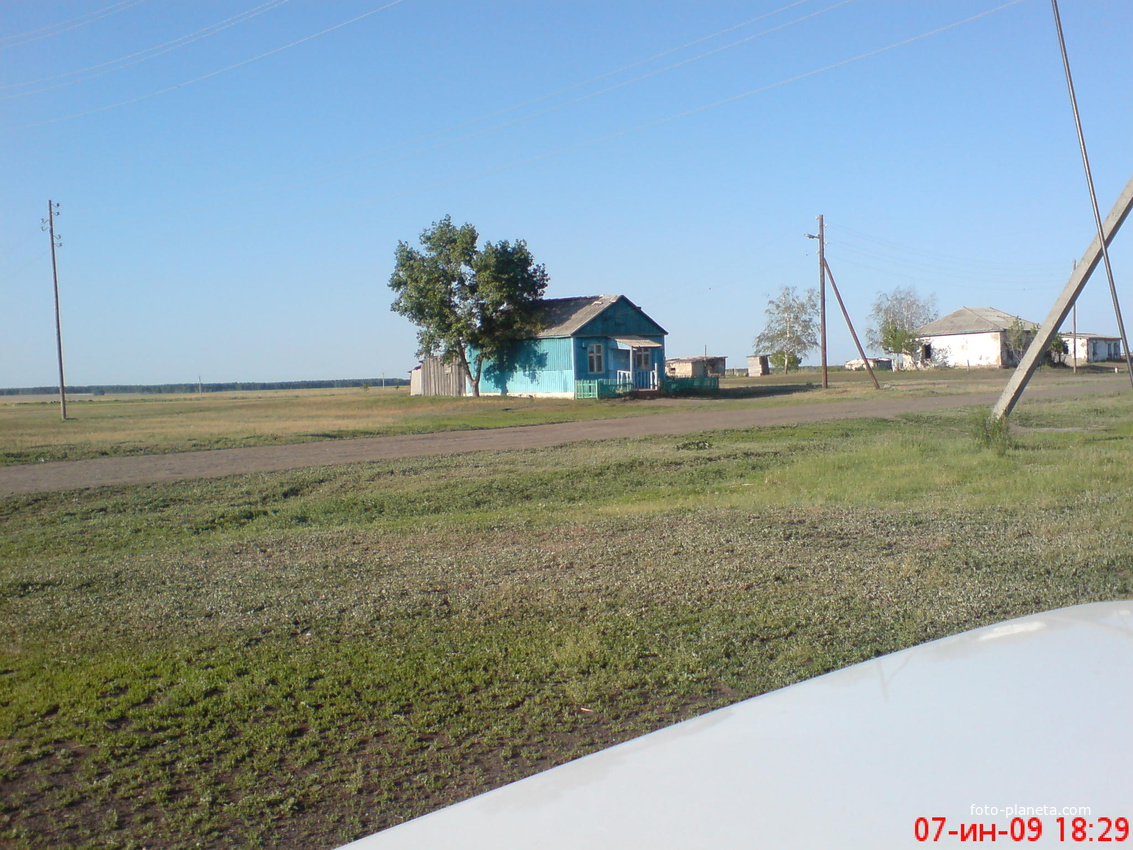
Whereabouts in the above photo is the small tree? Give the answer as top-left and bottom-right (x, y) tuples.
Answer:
(1049, 332), (1069, 365)
(389, 216), (549, 397)
(1004, 318), (1034, 366)
(867, 287), (938, 359)
(753, 286), (819, 374)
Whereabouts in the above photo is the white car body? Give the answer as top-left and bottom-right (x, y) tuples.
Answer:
(342, 601), (1133, 849)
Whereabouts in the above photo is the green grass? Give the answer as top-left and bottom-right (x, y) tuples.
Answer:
(2, 388), (1132, 847)
(1, 368), (1094, 466)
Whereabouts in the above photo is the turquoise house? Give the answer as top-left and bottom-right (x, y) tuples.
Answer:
(478, 295), (668, 398)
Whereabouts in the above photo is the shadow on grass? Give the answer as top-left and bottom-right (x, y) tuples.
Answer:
(708, 383), (818, 400)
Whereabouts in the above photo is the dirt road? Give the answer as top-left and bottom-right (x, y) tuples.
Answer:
(0, 379), (1119, 496)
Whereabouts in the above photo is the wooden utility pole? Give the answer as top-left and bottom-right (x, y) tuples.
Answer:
(806, 217), (828, 387)
(1072, 262), (1078, 374)
(44, 200), (67, 421)
(1069, 296), (1078, 374)
(818, 215), (828, 388)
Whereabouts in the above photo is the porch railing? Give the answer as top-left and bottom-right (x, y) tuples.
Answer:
(576, 374), (717, 398)
(634, 370), (658, 390)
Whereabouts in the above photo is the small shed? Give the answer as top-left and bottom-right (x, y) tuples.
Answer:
(747, 355), (770, 377)
(666, 356), (726, 379)
(410, 359), (465, 396)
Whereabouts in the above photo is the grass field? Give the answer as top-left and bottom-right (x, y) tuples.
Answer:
(2, 378), (1131, 848)
(0, 368), (1025, 466)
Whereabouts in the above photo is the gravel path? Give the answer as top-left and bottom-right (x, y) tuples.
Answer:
(0, 380), (1118, 496)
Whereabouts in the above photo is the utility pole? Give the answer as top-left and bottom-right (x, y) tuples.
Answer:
(1050, 0), (1133, 387)
(806, 216), (828, 387)
(992, 1), (1133, 421)
(1072, 261), (1078, 374)
(992, 172), (1133, 420)
(42, 200), (67, 421)
(818, 215), (827, 388)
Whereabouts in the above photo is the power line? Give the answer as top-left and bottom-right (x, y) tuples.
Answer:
(832, 255), (1058, 294)
(104, 0), (1025, 229)
(831, 242), (1065, 282)
(829, 224), (1066, 271)
(398, 0), (828, 144)
(165, 0), (1031, 239)
(352, 0), (1028, 203)
(13, 0), (411, 130)
(0, 0), (148, 49)
(162, 0), (859, 211)
(1, 0), (295, 98)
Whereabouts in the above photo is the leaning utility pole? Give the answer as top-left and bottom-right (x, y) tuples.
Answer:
(992, 173), (1133, 420)
(1049, 0), (1133, 389)
(42, 200), (67, 421)
(992, 2), (1133, 421)
(823, 257), (881, 390)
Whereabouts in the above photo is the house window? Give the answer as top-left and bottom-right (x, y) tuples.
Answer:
(587, 343), (604, 374)
(634, 349), (651, 371)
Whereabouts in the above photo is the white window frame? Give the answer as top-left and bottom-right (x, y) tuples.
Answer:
(587, 343), (604, 374)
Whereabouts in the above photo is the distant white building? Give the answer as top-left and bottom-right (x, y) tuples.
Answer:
(666, 356), (726, 379)
(844, 357), (892, 372)
(912, 307), (1038, 369)
(1060, 332), (1122, 365)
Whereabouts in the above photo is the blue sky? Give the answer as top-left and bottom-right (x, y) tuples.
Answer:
(3, 0), (1132, 386)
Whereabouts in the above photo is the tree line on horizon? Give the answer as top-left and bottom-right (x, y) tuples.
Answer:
(0, 378), (407, 396)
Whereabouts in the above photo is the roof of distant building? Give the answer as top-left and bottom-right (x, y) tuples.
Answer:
(917, 307), (1038, 336)
(534, 295), (666, 338)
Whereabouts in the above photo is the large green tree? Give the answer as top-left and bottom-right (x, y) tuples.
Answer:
(867, 287), (938, 358)
(389, 216), (549, 397)
(753, 286), (819, 374)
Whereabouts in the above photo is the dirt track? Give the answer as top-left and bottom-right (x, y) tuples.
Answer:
(0, 379), (1120, 496)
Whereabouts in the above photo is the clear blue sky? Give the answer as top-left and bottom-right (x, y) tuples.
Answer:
(3, 0), (1132, 386)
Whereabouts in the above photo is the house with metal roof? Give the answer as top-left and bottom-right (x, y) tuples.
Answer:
(479, 294), (667, 398)
(412, 295), (668, 397)
(910, 307), (1039, 369)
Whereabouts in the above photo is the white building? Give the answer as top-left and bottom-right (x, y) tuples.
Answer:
(913, 307), (1038, 369)
(1060, 332), (1123, 365)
